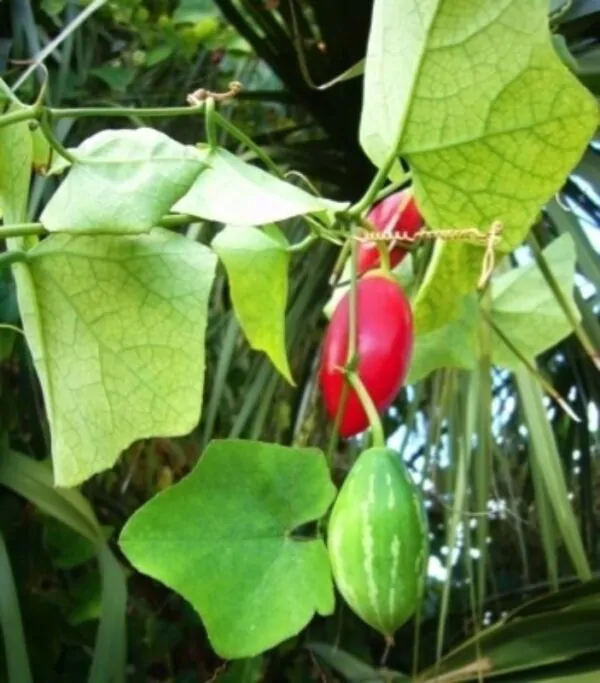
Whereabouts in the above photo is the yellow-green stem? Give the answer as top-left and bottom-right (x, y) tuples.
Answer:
(347, 373), (385, 449)
(39, 113), (76, 164)
(204, 98), (218, 147)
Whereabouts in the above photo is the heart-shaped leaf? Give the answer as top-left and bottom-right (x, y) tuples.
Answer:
(11, 229), (217, 486)
(119, 439), (336, 659)
(360, 0), (597, 333)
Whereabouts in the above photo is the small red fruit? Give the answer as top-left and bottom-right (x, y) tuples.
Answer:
(319, 274), (413, 437)
(357, 189), (424, 276)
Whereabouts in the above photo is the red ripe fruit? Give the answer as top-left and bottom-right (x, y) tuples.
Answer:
(319, 274), (413, 438)
(357, 189), (424, 276)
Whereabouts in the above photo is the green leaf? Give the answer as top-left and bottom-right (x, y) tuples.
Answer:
(30, 122), (51, 173)
(360, 0), (597, 333)
(212, 225), (293, 383)
(172, 147), (348, 225)
(406, 236), (579, 380)
(308, 643), (410, 682)
(67, 571), (102, 626)
(119, 439), (336, 659)
(407, 294), (479, 384)
(173, 0), (216, 24)
(0, 99), (50, 175)
(490, 234), (579, 368)
(315, 59), (365, 91)
(0, 449), (127, 683)
(216, 658), (263, 683)
(89, 67), (136, 93)
(0, 111), (32, 225)
(515, 367), (591, 582)
(11, 229), (217, 486)
(40, 128), (206, 235)
(0, 532), (33, 683)
(0, 272), (19, 362)
(42, 516), (98, 569)
(145, 44), (173, 67)
(41, 0), (68, 17)
(552, 34), (579, 72)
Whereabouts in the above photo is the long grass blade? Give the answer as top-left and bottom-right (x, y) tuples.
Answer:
(0, 531), (33, 683)
(12, 0), (107, 92)
(0, 450), (127, 682)
(514, 365), (591, 581)
(88, 546), (127, 683)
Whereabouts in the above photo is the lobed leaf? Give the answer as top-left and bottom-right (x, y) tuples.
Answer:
(359, 0), (597, 333)
(119, 439), (337, 659)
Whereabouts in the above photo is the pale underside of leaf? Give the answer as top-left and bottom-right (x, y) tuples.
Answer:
(490, 233), (579, 367)
(212, 225), (293, 383)
(12, 229), (217, 486)
(360, 0), (598, 333)
(172, 146), (348, 225)
(407, 234), (578, 381)
(40, 127), (207, 234)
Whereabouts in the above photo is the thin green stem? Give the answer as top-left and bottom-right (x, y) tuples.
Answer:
(0, 223), (44, 238)
(0, 324), (24, 336)
(326, 231), (358, 465)
(377, 241), (391, 274)
(344, 228), (385, 448)
(347, 235), (359, 361)
(212, 109), (281, 176)
(204, 98), (218, 147)
(0, 214), (196, 240)
(347, 373), (385, 449)
(480, 307), (580, 423)
(329, 239), (352, 286)
(50, 104), (205, 120)
(159, 214), (196, 229)
(374, 177), (412, 204)
(350, 159), (411, 218)
(39, 113), (77, 164)
(0, 106), (39, 130)
(287, 234), (318, 253)
(0, 250), (27, 269)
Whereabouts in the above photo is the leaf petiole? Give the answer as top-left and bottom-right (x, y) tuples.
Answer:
(0, 106), (39, 130)
(39, 112), (77, 164)
(0, 250), (27, 270)
(346, 372), (385, 449)
(204, 98), (218, 148)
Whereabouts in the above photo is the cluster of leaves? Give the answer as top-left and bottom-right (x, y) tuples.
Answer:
(0, 0), (600, 682)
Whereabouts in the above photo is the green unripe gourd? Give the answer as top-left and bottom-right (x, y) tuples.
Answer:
(327, 447), (428, 638)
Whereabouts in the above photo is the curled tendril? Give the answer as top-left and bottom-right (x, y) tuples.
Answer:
(186, 81), (243, 107)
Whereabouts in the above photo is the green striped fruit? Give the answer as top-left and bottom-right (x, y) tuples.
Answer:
(327, 447), (428, 637)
